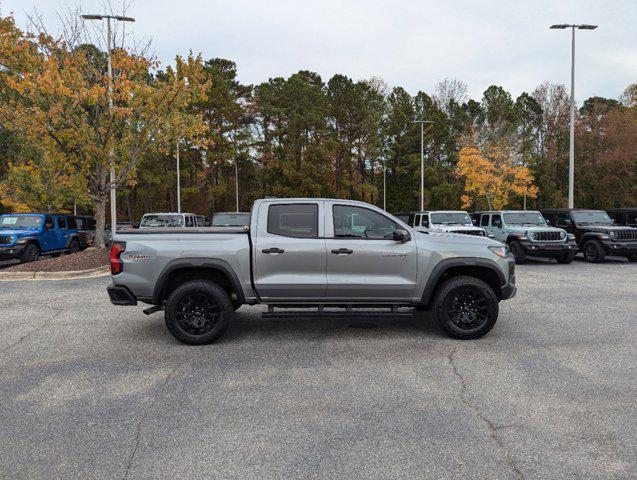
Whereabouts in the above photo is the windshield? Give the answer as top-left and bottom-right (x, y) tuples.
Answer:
(503, 212), (546, 226)
(140, 215), (184, 227)
(626, 212), (637, 226)
(571, 211), (612, 225)
(430, 212), (472, 225)
(212, 213), (250, 227)
(0, 215), (43, 229)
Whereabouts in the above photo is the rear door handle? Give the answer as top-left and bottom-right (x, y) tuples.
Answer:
(331, 248), (353, 255)
(262, 248), (284, 254)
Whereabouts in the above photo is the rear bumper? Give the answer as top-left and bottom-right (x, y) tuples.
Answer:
(107, 284), (137, 306)
(520, 240), (578, 257)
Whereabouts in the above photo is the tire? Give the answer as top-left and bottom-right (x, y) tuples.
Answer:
(556, 251), (575, 264)
(19, 243), (39, 264)
(232, 299), (242, 311)
(433, 275), (499, 340)
(67, 240), (80, 254)
(627, 256), (637, 263)
(509, 240), (526, 264)
(164, 280), (233, 345)
(583, 239), (605, 263)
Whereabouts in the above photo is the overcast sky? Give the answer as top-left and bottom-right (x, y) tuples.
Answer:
(3, 0), (636, 102)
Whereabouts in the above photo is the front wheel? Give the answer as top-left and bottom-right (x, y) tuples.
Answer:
(19, 243), (39, 264)
(583, 239), (605, 263)
(67, 240), (79, 254)
(509, 240), (526, 264)
(627, 255), (637, 263)
(164, 280), (233, 345)
(433, 276), (499, 340)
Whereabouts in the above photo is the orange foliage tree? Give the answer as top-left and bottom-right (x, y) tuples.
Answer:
(456, 133), (538, 210)
(0, 15), (208, 245)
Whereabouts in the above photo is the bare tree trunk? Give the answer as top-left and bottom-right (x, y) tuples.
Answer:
(94, 193), (107, 248)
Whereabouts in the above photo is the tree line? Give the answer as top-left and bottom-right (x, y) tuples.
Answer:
(0, 14), (635, 246)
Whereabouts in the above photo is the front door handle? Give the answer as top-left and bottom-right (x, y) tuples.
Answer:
(262, 247), (284, 254)
(331, 248), (353, 255)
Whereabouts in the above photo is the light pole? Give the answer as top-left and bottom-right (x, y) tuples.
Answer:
(81, 14), (135, 231)
(411, 120), (434, 211)
(175, 139), (181, 213)
(550, 23), (597, 209)
(383, 160), (386, 211)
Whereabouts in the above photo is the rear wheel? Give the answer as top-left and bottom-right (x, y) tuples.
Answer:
(556, 251), (575, 264)
(164, 280), (232, 345)
(509, 240), (526, 264)
(433, 276), (499, 340)
(19, 243), (39, 264)
(583, 239), (605, 263)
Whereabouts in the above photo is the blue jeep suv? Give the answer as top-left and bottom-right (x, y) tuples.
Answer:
(0, 213), (81, 263)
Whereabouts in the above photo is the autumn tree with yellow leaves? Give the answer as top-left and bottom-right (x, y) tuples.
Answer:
(456, 132), (538, 210)
(0, 15), (208, 246)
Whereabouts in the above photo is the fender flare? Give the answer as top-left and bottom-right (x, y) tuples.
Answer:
(420, 257), (506, 306)
(17, 236), (42, 251)
(579, 232), (609, 246)
(152, 257), (245, 305)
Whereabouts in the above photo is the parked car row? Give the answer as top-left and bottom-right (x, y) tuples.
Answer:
(400, 207), (637, 264)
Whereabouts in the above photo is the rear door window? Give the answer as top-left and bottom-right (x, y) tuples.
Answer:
(267, 204), (318, 238)
(57, 216), (67, 229)
(66, 216), (77, 229)
(480, 214), (489, 227)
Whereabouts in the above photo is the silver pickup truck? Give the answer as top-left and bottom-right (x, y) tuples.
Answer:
(107, 198), (516, 344)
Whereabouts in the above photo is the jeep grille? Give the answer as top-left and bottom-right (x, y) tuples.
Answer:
(614, 229), (637, 241)
(531, 231), (563, 242)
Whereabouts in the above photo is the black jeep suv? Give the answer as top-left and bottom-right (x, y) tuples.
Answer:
(541, 209), (637, 263)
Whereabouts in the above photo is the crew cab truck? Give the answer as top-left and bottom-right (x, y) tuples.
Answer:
(408, 210), (488, 237)
(0, 213), (81, 263)
(475, 210), (578, 264)
(541, 209), (637, 263)
(107, 198), (516, 345)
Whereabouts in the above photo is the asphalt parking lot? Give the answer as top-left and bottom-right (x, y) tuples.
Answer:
(1, 257), (635, 479)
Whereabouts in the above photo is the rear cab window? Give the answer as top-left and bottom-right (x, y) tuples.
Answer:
(267, 204), (318, 238)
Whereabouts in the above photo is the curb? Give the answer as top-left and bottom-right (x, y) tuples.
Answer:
(0, 266), (110, 281)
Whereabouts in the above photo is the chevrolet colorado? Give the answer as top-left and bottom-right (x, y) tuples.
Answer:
(107, 198), (516, 344)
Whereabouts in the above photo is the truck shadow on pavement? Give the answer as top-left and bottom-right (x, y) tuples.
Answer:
(131, 309), (447, 346)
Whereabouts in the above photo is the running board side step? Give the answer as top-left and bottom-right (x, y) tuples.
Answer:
(143, 305), (164, 315)
(262, 305), (413, 319)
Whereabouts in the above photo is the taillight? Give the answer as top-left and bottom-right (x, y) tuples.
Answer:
(109, 242), (126, 275)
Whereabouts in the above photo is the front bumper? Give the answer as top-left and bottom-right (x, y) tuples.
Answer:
(107, 285), (137, 306)
(520, 240), (578, 257)
(500, 256), (517, 300)
(600, 240), (637, 256)
(0, 245), (24, 259)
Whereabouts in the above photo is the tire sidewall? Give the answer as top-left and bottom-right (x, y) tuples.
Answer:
(434, 276), (499, 339)
(68, 240), (79, 254)
(583, 239), (604, 263)
(509, 240), (525, 264)
(20, 243), (39, 263)
(164, 280), (232, 345)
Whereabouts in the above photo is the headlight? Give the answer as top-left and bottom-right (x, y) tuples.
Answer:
(478, 230), (485, 236)
(609, 231), (616, 239)
(7, 235), (16, 244)
(560, 231), (566, 239)
(488, 245), (509, 258)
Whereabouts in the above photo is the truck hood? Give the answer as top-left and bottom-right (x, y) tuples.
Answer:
(506, 225), (565, 235)
(416, 230), (496, 246)
(578, 224), (636, 233)
(0, 228), (38, 236)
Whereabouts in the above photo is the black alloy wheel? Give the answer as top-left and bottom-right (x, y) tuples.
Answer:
(164, 280), (233, 345)
(447, 287), (490, 331)
(68, 240), (80, 254)
(583, 240), (605, 263)
(19, 243), (39, 263)
(175, 293), (219, 335)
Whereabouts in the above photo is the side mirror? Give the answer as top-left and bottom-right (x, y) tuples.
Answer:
(393, 229), (411, 242)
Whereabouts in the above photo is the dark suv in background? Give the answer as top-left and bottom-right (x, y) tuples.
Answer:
(541, 209), (637, 263)
(607, 208), (637, 228)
